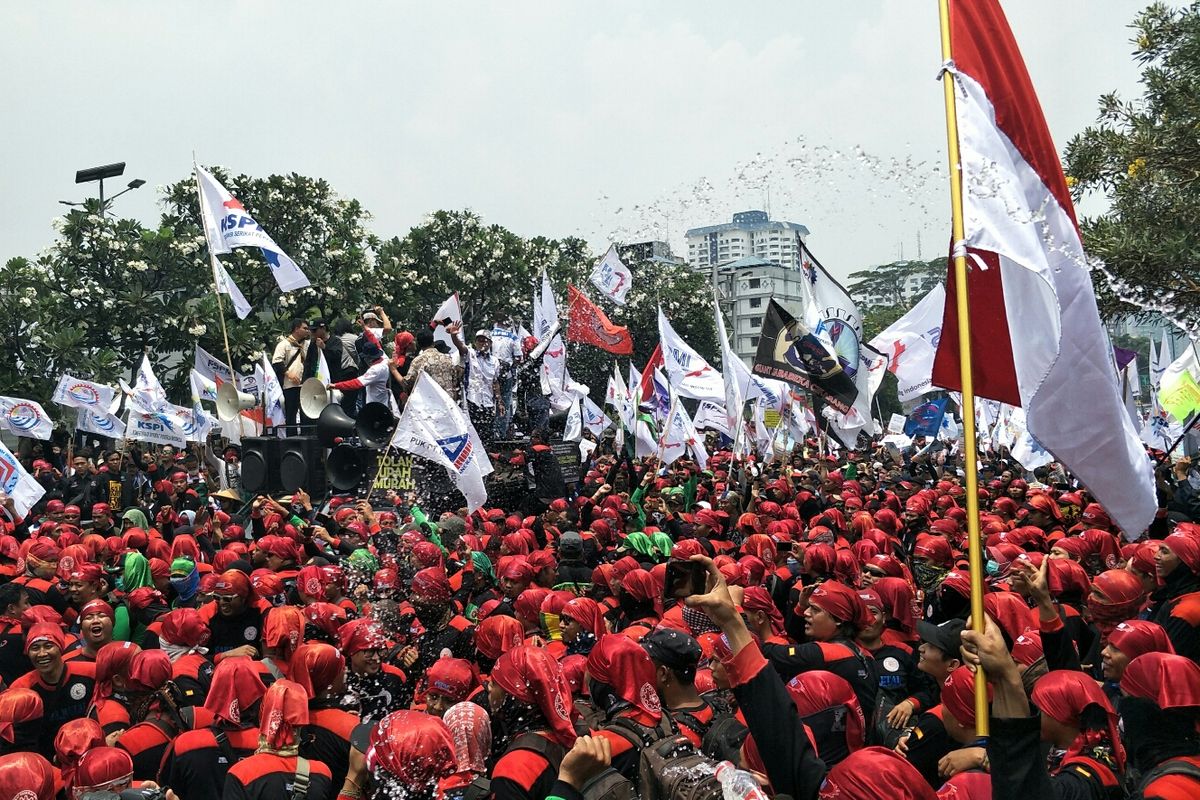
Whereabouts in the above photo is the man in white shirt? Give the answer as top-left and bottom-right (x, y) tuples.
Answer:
(490, 319), (519, 439)
(456, 329), (501, 445)
(329, 326), (395, 410)
(270, 318), (311, 429)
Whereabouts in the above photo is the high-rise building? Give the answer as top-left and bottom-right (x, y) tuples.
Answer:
(621, 240), (685, 265)
(685, 212), (812, 364)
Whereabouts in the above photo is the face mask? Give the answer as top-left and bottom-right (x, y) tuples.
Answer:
(912, 560), (947, 590)
(985, 559), (1000, 577)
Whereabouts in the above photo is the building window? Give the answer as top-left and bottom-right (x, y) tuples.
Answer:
(751, 316), (762, 328)
(749, 297), (762, 308)
(750, 336), (760, 347)
(748, 278), (760, 288)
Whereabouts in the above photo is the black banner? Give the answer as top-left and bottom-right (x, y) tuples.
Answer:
(753, 298), (857, 415)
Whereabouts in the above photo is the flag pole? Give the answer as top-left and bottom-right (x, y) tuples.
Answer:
(194, 161), (238, 381)
(938, 0), (989, 735)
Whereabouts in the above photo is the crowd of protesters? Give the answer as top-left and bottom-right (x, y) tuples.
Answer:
(1, 311), (1199, 800)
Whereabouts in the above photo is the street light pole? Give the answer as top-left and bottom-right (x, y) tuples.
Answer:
(64, 163), (144, 215)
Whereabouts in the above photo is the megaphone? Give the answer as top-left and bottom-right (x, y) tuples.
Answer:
(316, 403), (356, 447)
(356, 402), (397, 450)
(299, 378), (330, 419)
(216, 382), (256, 421)
(326, 443), (367, 491)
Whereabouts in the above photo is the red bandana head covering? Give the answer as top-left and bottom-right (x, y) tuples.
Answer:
(1163, 529), (1200, 574)
(302, 602), (349, 641)
(127, 649), (172, 692)
(79, 598), (115, 622)
(213, 569), (252, 598)
(426, 656), (479, 702)
(262, 605), (306, 661)
(158, 607), (209, 649)
(621, 568), (658, 603)
(1032, 669), (1125, 772)
(941, 666), (990, 729)
(515, 588), (551, 625)
(499, 556), (536, 584)
(913, 535), (953, 567)
(296, 565), (326, 598)
(0, 688), (43, 743)
(1087, 569), (1147, 639)
(475, 615), (525, 661)
(805, 543), (837, 577)
(290, 642), (346, 699)
(0, 751), (55, 800)
(412, 540), (445, 568)
(411, 567), (453, 604)
(443, 701), (492, 775)
(73, 746), (134, 797)
(742, 586), (785, 635)
(338, 617), (388, 658)
(872, 577), (917, 637)
(818, 746), (936, 799)
(867, 553), (905, 579)
(366, 710), (457, 787)
(92, 641), (141, 703)
(810, 581), (872, 632)
(1120, 652), (1200, 709)
(204, 656), (268, 725)
(562, 597), (607, 640)
(1106, 620), (1173, 661)
(786, 669), (865, 754)
(491, 645), (577, 746)
(982, 592), (1033, 646)
(54, 717), (104, 789)
(1011, 629), (1044, 666)
(258, 679), (309, 750)
(586, 634), (662, 720)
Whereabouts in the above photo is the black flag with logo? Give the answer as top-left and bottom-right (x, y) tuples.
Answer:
(753, 298), (858, 415)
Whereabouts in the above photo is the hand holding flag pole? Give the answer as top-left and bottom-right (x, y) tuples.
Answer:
(939, 0), (989, 735)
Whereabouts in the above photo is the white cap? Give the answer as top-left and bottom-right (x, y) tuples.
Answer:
(474, 329), (491, 339)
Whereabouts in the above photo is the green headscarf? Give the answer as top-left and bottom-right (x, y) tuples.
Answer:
(469, 551), (494, 581)
(624, 531), (655, 558)
(650, 532), (675, 561)
(122, 552), (155, 591)
(121, 508), (150, 531)
(347, 548), (379, 574)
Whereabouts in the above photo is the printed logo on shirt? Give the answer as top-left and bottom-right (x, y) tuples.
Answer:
(244, 626), (258, 641)
(882, 656), (901, 673)
(69, 682), (87, 700)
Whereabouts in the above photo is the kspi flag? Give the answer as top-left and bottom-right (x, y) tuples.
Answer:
(567, 285), (633, 355)
(868, 283), (946, 403)
(589, 244), (633, 305)
(0, 439), (46, 517)
(194, 344), (239, 385)
(0, 397), (54, 441)
(195, 163), (311, 292)
(582, 396), (613, 438)
(391, 373), (494, 513)
(930, 0), (1155, 536)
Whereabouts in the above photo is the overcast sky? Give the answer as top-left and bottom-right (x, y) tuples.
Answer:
(1, 1), (1158, 282)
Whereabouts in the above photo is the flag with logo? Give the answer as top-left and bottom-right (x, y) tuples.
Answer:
(391, 373), (494, 513)
(658, 308), (724, 402)
(694, 400), (732, 437)
(589, 244), (633, 305)
(194, 345), (239, 385)
(754, 298), (857, 414)
(430, 292), (462, 355)
(195, 163), (310, 292)
(567, 285), (633, 355)
(257, 354), (287, 430)
(582, 396), (613, 438)
(930, 0), (1155, 536)
(0, 439), (46, 517)
(77, 407), (126, 439)
(714, 292), (747, 443)
(1160, 344), (1200, 422)
(659, 386), (708, 470)
(868, 283), (946, 402)
(124, 391), (188, 448)
(135, 355), (168, 405)
(212, 257), (253, 319)
(534, 272), (567, 397)
(52, 374), (117, 414)
(904, 397), (948, 438)
(0, 397), (54, 441)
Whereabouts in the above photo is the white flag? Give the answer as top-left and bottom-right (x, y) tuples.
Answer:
(694, 400), (732, 437)
(589, 244), (632, 305)
(135, 355), (168, 405)
(190, 369), (218, 405)
(0, 397), (54, 441)
(564, 398), (583, 442)
(52, 375), (116, 413)
(194, 345), (238, 385)
(659, 387), (708, 469)
(391, 373), (494, 513)
(178, 403), (215, 444)
(714, 293), (746, 443)
(582, 396), (613, 438)
(212, 256), (253, 319)
(430, 292), (463, 356)
(658, 308), (724, 401)
(0, 439), (46, 517)
(195, 163), (310, 292)
(868, 283), (946, 402)
(77, 407), (126, 439)
(257, 355), (287, 430)
(1008, 406), (1054, 471)
(534, 272), (566, 397)
(124, 394), (188, 448)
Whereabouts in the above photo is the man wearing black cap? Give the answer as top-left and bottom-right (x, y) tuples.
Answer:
(329, 322), (395, 409)
(641, 628), (713, 747)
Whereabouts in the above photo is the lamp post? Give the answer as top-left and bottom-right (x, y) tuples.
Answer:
(59, 162), (145, 215)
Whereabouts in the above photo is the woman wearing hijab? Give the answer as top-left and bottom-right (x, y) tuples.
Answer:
(291, 642), (354, 793)
(587, 633), (664, 788)
(1029, 670), (1125, 793)
(1151, 527), (1200, 661)
(560, 596), (607, 657)
(339, 617), (409, 723)
(224, 680), (334, 799)
(440, 701), (492, 799)
(158, 657), (268, 800)
(1117, 652), (1200, 798)
(488, 644), (577, 800)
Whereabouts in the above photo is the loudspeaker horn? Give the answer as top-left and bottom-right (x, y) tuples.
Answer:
(299, 378), (330, 419)
(326, 443), (367, 491)
(356, 402), (397, 449)
(316, 402), (356, 447)
(216, 382), (256, 421)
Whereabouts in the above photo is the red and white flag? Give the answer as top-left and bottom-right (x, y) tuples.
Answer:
(932, 0), (1155, 537)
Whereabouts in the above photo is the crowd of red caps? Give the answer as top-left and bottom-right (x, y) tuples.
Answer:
(0, 441), (1198, 800)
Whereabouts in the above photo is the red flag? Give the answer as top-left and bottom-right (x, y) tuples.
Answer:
(638, 344), (664, 403)
(567, 285), (633, 355)
(931, 0), (1155, 536)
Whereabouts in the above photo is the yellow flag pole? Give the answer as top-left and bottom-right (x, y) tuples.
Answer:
(938, 0), (988, 736)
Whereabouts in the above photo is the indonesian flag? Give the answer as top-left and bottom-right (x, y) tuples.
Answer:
(567, 285), (633, 354)
(931, 0), (1156, 537)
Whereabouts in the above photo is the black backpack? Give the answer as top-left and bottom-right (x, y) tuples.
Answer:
(604, 715), (724, 800)
(1129, 757), (1200, 799)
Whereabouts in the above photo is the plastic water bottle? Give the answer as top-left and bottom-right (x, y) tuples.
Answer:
(714, 761), (769, 800)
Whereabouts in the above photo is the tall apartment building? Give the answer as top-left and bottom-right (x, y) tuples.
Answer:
(685, 210), (810, 272)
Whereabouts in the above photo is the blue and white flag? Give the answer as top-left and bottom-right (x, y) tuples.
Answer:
(0, 397), (54, 441)
(390, 373), (493, 513)
(582, 396), (613, 438)
(196, 163), (310, 292)
(904, 398), (948, 438)
(0, 439), (46, 517)
(77, 407), (126, 439)
(52, 375), (116, 413)
(256, 355), (287, 431)
(589, 244), (632, 305)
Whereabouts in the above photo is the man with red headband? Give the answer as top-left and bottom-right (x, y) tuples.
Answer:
(11, 623), (96, 758)
(198, 569), (272, 658)
(404, 567), (475, 684)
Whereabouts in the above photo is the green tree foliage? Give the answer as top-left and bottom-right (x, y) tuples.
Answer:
(1, 174), (716, 416)
(1064, 2), (1200, 329)
(845, 258), (944, 310)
